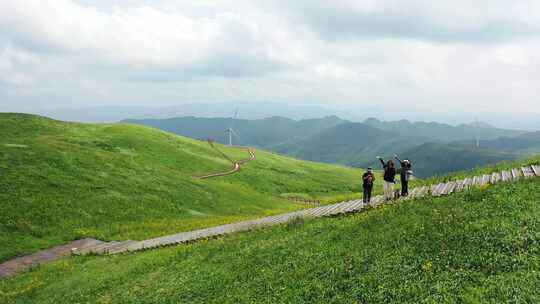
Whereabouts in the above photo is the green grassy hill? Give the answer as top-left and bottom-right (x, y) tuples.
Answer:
(1, 160), (540, 303)
(0, 113), (369, 262)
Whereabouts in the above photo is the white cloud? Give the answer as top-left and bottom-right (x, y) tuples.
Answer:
(0, 0), (539, 120)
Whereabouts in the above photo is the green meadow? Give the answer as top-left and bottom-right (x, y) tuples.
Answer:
(1, 176), (539, 303)
(0, 113), (375, 262)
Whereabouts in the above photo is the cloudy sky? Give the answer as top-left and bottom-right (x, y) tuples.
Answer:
(0, 0), (539, 124)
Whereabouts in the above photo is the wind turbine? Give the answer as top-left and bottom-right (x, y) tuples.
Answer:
(474, 117), (480, 149)
(225, 108), (240, 146)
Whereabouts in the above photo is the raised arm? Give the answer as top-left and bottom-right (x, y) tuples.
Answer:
(377, 156), (386, 167)
(394, 154), (403, 163)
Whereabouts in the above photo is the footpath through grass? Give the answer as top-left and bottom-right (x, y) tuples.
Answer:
(2, 178), (540, 303)
(0, 113), (373, 262)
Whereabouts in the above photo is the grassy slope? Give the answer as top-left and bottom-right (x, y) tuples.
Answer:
(0, 113), (372, 261)
(2, 176), (540, 303)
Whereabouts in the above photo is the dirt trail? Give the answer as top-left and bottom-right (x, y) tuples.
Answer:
(196, 146), (255, 179)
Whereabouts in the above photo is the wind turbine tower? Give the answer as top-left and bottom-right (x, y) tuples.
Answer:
(474, 117), (480, 149)
(226, 108), (240, 146)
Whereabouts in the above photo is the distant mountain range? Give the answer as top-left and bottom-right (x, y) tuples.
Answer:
(124, 115), (540, 178)
(30, 101), (540, 130)
(363, 118), (525, 142)
(124, 115), (347, 149)
(40, 102), (357, 123)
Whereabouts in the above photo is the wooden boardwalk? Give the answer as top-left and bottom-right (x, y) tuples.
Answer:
(2, 164), (539, 278)
(73, 164), (540, 256)
(0, 239), (104, 278)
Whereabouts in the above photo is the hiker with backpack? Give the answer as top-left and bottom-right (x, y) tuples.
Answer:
(394, 154), (413, 197)
(362, 167), (375, 204)
(377, 156), (397, 201)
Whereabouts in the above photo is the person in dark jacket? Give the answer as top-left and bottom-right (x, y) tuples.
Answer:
(377, 156), (396, 201)
(394, 154), (413, 196)
(362, 167), (375, 203)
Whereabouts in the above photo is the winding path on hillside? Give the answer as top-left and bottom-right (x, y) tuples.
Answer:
(195, 142), (256, 179)
(2, 164), (539, 278)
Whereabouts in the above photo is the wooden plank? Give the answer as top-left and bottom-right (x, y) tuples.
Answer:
(430, 184), (438, 195)
(463, 177), (472, 189)
(431, 183), (443, 196)
(501, 171), (511, 182)
(340, 201), (357, 213)
(438, 183), (448, 195)
(522, 166), (535, 178)
(121, 241), (145, 253)
(532, 165), (540, 177)
(309, 206), (331, 217)
(477, 175), (485, 185)
(436, 183), (447, 195)
(512, 168), (523, 179)
(105, 240), (139, 255)
(454, 180), (466, 192)
(330, 202), (350, 215)
(447, 182), (457, 194)
(340, 201), (360, 213)
(491, 172), (501, 184)
(77, 241), (118, 255)
(91, 241), (121, 254)
(446, 182), (457, 195)
(334, 202), (354, 214)
(303, 206), (325, 217)
(70, 239), (107, 255)
(323, 203), (345, 216)
(347, 200), (364, 212)
(439, 183), (450, 195)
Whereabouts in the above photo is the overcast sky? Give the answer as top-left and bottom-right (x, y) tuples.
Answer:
(1, 0), (539, 122)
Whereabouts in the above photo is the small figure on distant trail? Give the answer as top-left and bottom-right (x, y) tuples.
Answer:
(395, 154), (413, 197)
(377, 156), (396, 201)
(362, 167), (375, 204)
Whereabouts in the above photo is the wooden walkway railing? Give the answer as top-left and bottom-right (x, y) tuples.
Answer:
(72, 165), (540, 256)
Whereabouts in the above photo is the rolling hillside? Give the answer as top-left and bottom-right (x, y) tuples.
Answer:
(363, 117), (526, 142)
(0, 113), (368, 262)
(275, 122), (428, 166)
(123, 115), (347, 149)
(2, 159), (540, 303)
